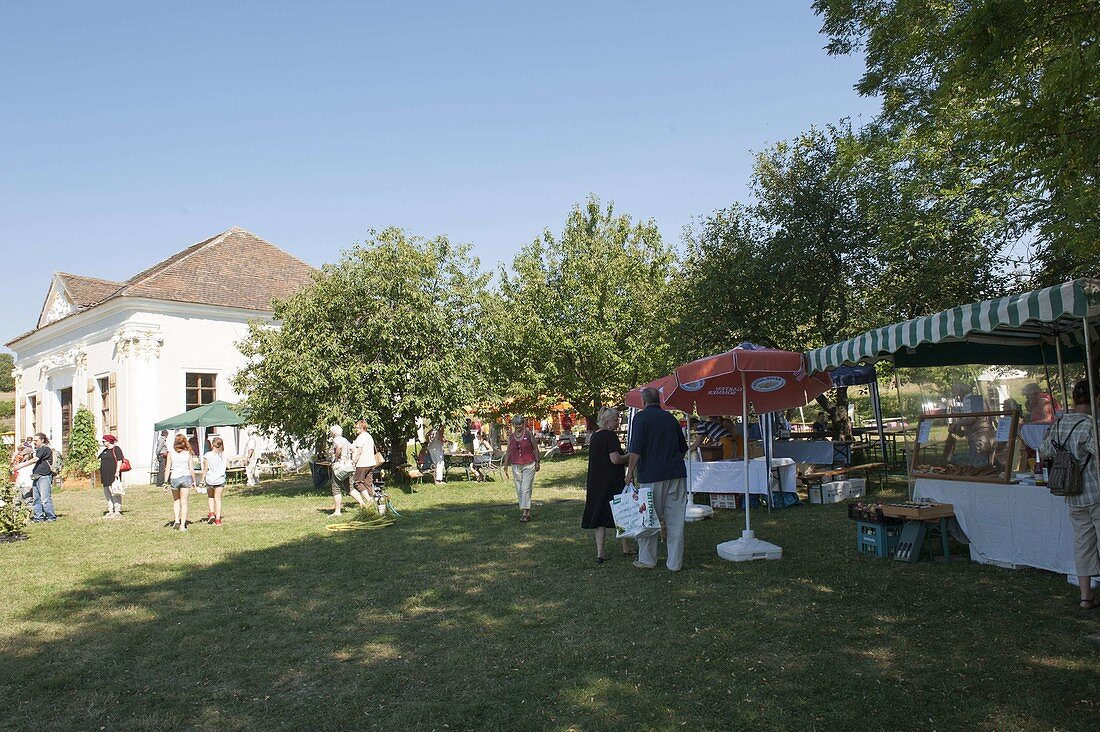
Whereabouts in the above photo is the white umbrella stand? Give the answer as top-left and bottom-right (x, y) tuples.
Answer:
(716, 387), (782, 561)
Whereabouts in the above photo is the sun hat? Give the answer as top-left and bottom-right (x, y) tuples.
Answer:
(103, 434), (117, 444)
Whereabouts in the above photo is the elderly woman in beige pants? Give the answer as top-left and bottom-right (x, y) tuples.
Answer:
(503, 415), (540, 522)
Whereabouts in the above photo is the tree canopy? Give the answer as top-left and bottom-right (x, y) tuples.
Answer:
(486, 196), (678, 423)
(814, 0), (1100, 280)
(233, 227), (487, 462)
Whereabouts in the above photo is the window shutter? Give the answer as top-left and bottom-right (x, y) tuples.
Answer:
(108, 372), (118, 433)
(86, 377), (95, 414)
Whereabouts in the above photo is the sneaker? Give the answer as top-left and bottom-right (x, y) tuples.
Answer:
(632, 560), (656, 570)
(206, 512), (216, 522)
(46, 517), (57, 523)
(213, 518), (223, 526)
(172, 521), (181, 530)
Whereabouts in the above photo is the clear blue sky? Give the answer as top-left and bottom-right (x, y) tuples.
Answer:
(2, 1), (879, 348)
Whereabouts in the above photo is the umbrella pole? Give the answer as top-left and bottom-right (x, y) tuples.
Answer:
(1055, 336), (1070, 411)
(1084, 318), (1099, 489)
(743, 386), (751, 535)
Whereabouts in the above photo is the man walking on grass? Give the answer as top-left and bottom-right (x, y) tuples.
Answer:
(625, 387), (688, 571)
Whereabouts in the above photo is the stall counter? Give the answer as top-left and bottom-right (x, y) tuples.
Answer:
(913, 477), (1075, 575)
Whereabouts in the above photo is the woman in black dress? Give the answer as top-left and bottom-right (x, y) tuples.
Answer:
(99, 434), (125, 518)
(582, 408), (632, 563)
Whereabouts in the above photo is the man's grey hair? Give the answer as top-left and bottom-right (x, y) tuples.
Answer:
(329, 424), (343, 436)
(640, 387), (661, 406)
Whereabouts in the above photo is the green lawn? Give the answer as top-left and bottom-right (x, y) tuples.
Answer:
(2, 458), (1098, 731)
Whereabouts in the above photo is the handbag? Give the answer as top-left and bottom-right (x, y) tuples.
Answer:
(374, 451), (385, 466)
(610, 484), (662, 540)
(115, 447), (131, 473)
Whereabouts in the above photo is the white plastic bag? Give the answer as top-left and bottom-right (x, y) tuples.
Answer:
(611, 484), (661, 539)
(110, 479), (126, 496)
(332, 459), (354, 481)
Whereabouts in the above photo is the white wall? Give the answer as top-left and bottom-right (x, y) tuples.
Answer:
(12, 298), (270, 478)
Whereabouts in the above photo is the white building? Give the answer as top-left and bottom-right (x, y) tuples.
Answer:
(6, 227), (314, 477)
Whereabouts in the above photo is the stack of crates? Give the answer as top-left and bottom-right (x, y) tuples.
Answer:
(856, 520), (903, 558)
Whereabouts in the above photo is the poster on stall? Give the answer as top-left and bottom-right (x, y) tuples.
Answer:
(995, 417), (1013, 443)
(917, 420), (932, 444)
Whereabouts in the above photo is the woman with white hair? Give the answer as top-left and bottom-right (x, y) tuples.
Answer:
(582, 407), (633, 562)
(328, 424), (355, 516)
(503, 415), (540, 522)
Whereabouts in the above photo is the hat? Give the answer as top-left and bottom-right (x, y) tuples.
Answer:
(103, 435), (117, 444)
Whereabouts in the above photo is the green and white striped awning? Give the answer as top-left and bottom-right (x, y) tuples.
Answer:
(807, 279), (1100, 374)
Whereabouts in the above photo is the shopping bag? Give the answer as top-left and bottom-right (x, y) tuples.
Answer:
(610, 484), (662, 539)
(332, 459), (354, 481)
(109, 479), (126, 496)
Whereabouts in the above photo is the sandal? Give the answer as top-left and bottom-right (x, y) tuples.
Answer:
(1079, 598), (1098, 610)
(519, 515), (529, 523)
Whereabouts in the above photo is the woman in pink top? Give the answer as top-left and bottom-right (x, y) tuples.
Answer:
(503, 415), (540, 522)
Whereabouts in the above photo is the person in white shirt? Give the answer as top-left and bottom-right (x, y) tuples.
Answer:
(201, 436), (228, 526)
(167, 434), (197, 531)
(243, 434), (260, 486)
(351, 419), (378, 501)
(329, 424), (367, 516)
(426, 425), (446, 484)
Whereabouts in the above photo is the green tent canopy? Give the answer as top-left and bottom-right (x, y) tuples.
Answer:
(806, 278), (1100, 373)
(154, 401), (248, 431)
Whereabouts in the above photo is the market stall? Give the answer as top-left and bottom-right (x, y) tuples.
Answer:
(807, 278), (1100, 575)
(687, 457), (797, 496)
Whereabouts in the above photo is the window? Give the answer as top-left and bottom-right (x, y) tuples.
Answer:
(27, 394), (37, 436)
(98, 377), (112, 434)
(59, 387), (73, 451)
(185, 373), (217, 411)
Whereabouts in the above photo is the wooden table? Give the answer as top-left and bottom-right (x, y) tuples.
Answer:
(881, 502), (955, 560)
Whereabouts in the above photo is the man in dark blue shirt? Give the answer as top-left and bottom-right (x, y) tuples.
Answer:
(625, 387), (688, 571)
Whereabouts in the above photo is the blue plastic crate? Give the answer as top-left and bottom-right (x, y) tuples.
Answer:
(856, 520), (902, 558)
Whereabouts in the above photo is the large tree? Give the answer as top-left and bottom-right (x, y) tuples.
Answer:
(486, 196), (678, 425)
(233, 227), (487, 463)
(814, 0), (1100, 281)
(677, 123), (1012, 434)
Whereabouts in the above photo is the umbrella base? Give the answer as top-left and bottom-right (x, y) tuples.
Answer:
(685, 502), (714, 522)
(717, 531), (782, 562)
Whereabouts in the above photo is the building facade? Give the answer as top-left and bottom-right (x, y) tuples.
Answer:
(6, 227), (314, 476)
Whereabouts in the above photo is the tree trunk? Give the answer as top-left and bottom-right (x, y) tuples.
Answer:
(816, 386), (853, 441)
(388, 430), (407, 467)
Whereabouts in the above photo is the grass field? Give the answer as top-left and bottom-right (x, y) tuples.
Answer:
(2, 457), (1099, 731)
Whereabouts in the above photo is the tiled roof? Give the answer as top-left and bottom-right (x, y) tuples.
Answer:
(57, 273), (123, 308)
(8, 227), (315, 346)
(115, 227), (315, 311)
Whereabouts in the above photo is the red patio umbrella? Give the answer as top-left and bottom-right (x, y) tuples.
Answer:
(673, 345), (833, 562)
(623, 374), (685, 410)
(672, 347), (833, 416)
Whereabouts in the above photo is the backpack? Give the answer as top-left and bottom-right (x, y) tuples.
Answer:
(1048, 418), (1090, 497)
(49, 447), (63, 477)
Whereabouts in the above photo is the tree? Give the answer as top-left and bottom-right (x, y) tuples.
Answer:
(814, 0), (1100, 280)
(0, 353), (13, 392)
(233, 227), (488, 464)
(677, 123), (1012, 435)
(486, 196), (679, 425)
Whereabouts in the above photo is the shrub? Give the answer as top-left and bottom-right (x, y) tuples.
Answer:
(0, 477), (31, 534)
(66, 407), (100, 478)
(0, 400), (14, 419)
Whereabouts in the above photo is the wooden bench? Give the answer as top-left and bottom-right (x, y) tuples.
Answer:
(799, 462), (888, 494)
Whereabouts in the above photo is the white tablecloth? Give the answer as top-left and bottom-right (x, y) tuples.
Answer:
(687, 457), (797, 495)
(913, 478), (1075, 575)
(771, 440), (835, 465)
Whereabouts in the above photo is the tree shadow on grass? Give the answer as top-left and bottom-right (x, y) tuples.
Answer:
(3, 496), (1100, 730)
